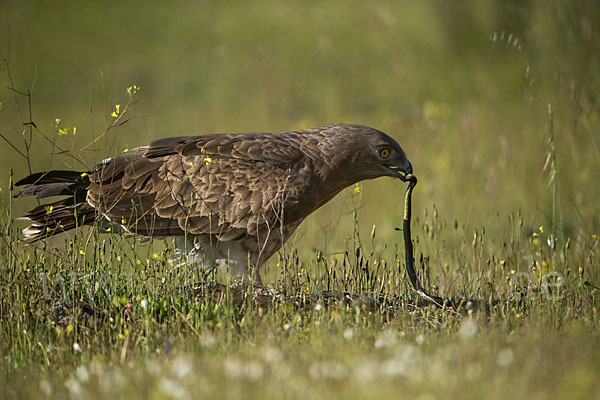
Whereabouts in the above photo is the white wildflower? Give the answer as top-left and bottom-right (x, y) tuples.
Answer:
(201, 331), (216, 348)
(75, 365), (89, 382)
(375, 329), (397, 349)
(343, 328), (354, 340)
(64, 377), (84, 399)
(458, 318), (479, 340)
(308, 361), (347, 380)
(39, 380), (53, 396)
(171, 357), (193, 379)
(263, 346), (283, 364)
(497, 348), (514, 367)
(415, 334), (425, 345)
(158, 377), (190, 400)
(224, 359), (264, 381)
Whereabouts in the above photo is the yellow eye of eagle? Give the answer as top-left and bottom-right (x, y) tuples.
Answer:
(379, 148), (391, 159)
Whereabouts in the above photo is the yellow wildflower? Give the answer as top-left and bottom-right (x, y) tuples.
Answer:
(127, 85), (140, 96)
(111, 104), (120, 118)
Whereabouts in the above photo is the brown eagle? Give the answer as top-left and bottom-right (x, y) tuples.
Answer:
(15, 124), (412, 283)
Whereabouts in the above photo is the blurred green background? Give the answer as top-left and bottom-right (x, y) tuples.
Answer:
(1, 0), (599, 271)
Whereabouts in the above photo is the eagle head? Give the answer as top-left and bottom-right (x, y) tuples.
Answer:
(327, 124), (413, 182)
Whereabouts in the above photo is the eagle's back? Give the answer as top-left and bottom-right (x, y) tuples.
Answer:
(87, 130), (322, 241)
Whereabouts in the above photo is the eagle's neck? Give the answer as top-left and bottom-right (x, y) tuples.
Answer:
(308, 141), (368, 208)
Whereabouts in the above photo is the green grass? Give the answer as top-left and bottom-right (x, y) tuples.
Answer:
(1, 0), (600, 398)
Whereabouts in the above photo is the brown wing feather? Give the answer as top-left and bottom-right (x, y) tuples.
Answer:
(86, 133), (320, 240)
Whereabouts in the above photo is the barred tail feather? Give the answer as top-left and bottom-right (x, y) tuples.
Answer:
(15, 170), (95, 241)
(14, 170), (88, 199)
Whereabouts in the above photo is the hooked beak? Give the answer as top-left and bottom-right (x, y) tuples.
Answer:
(387, 160), (413, 181)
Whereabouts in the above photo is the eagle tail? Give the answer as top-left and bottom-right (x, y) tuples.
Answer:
(14, 170), (96, 241)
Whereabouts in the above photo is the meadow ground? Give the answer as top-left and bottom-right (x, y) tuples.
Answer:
(1, 1), (599, 398)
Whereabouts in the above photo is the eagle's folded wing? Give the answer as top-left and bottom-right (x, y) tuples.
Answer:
(87, 133), (320, 240)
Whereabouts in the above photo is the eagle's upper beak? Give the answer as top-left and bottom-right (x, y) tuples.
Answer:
(388, 159), (413, 181)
